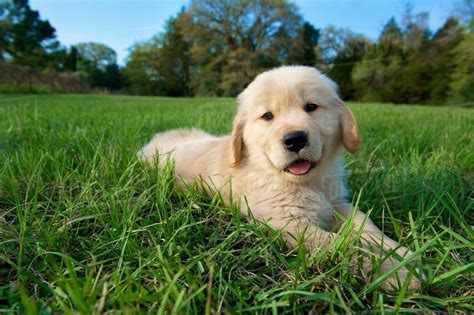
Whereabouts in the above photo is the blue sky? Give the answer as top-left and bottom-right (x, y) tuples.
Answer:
(30, 0), (456, 65)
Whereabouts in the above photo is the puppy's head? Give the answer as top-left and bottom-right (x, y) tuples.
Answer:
(230, 66), (359, 182)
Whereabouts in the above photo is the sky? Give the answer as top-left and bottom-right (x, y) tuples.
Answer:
(30, 0), (457, 65)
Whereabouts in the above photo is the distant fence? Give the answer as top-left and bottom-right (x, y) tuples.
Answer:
(0, 62), (88, 93)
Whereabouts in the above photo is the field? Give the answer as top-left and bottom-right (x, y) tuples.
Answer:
(0, 94), (473, 313)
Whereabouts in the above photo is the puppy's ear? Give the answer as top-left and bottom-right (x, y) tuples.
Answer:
(324, 75), (360, 154)
(340, 105), (360, 154)
(230, 114), (245, 166)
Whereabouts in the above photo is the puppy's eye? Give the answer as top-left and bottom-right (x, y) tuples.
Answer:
(305, 103), (318, 112)
(261, 112), (273, 121)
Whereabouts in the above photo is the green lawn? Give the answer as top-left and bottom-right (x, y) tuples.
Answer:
(0, 94), (473, 313)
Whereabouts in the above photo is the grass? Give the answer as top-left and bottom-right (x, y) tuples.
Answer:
(0, 94), (473, 313)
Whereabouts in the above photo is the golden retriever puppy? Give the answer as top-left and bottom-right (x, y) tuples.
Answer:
(140, 66), (420, 292)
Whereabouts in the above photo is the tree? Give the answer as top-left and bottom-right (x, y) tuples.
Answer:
(286, 22), (320, 66)
(316, 25), (353, 67)
(428, 17), (465, 103)
(0, 2), (12, 61)
(352, 18), (404, 102)
(64, 46), (78, 72)
(0, 0), (60, 68)
(401, 3), (431, 51)
(187, 0), (301, 53)
(75, 42), (117, 71)
(183, 0), (304, 95)
(124, 1), (317, 96)
(378, 17), (404, 55)
(75, 42), (122, 90)
(123, 37), (162, 95)
(448, 32), (474, 104)
(311, 26), (371, 99)
(124, 13), (191, 96)
(327, 33), (371, 100)
(453, 0), (474, 31)
(397, 8), (432, 103)
(156, 14), (192, 96)
(352, 13), (434, 104)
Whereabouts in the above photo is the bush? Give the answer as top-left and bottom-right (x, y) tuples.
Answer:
(0, 62), (88, 93)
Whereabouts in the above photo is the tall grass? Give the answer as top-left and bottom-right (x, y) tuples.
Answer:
(0, 94), (473, 313)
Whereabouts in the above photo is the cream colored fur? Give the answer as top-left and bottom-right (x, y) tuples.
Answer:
(140, 66), (420, 292)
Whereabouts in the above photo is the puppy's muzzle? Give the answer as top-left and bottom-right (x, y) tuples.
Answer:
(283, 130), (308, 153)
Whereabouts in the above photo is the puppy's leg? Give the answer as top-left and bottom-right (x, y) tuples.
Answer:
(336, 205), (421, 292)
(274, 222), (335, 251)
(263, 210), (419, 292)
(317, 172), (419, 291)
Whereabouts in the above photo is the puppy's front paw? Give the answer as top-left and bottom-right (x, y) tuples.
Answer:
(379, 265), (421, 292)
(375, 244), (421, 292)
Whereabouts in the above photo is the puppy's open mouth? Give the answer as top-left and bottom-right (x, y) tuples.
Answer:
(284, 159), (316, 175)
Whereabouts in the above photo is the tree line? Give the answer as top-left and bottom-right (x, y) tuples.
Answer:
(1, 0), (473, 105)
(0, 0), (121, 92)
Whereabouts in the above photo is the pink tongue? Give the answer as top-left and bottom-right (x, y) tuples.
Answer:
(287, 160), (311, 175)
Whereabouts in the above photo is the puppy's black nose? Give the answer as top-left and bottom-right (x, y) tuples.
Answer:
(283, 130), (308, 153)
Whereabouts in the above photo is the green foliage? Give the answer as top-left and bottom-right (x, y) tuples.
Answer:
(75, 42), (117, 71)
(0, 61), (86, 93)
(351, 11), (473, 105)
(352, 18), (406, 102)
(1, 0), (473, 102)
(0, 0), (60, 68)
(0, 94), (473, 313)
(453, 0), (474, 31)
(321, 28), (371, 100)
(123, 37), (162, 95)
(0, 83), (51, 93)
(0, 1), (122, 92)
(124, 0), (319, 96)
(448, 32), (474, 104)
(122, 1), (474, 104)
(428, 18), (465, 104)
(287, 22), (320, 66)
(75, 42), (122, 90)
(124, 14), (191, 96)
(184, 0), (309, 96)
